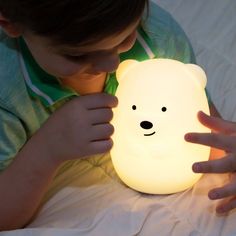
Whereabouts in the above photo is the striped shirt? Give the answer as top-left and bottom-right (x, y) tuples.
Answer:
(0, 2), (195, 171)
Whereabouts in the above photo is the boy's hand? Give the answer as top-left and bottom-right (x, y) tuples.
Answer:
(185, 111), (236, 214)
(39, 93), (118, 163)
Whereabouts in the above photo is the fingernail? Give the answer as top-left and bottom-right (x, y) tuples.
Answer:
(185, 133), (196, 142)
(199, 111), (207, 116)
(192, 163), (201, 172)
(184, 134), (190, 141)
(217, 206), (227, 214)
(209, 191), (219, 200)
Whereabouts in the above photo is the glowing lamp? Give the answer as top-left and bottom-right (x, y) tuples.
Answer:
(111, 59), (210, 194)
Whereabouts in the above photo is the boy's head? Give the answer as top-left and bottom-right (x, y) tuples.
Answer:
(0, 0), (148, 80)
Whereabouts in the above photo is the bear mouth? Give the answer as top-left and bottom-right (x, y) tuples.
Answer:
(144, 131), (156, 136)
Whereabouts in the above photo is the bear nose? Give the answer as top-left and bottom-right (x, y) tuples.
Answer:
(140, 121), (153, 130)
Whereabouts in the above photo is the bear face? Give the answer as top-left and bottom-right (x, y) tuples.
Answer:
(110, 59), (210, 194)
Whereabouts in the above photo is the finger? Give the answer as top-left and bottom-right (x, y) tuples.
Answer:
(89, 139), (113, 154)
(79, 93), (118, 109)
(89, 108), (113, 125)
(230, 172), (236, 181)
(193, 153), (236, 173)
(90, 124), (114, 141)
(208, 182), (236, 200)
(216, 197), (236, 214)
(185, 132), (236, 152)
(197, 111), (236, 134)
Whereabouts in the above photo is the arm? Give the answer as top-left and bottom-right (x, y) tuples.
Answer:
(143, 1), (195, 64)
(0, 93), (118, 230)
(0, 132), (61, 230)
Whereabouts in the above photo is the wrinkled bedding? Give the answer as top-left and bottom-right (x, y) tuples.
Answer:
(2, 0), (236, 235)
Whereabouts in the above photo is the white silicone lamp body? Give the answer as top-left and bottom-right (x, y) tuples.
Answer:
(110, 58), (210, 194)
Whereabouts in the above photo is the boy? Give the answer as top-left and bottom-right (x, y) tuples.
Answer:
(0, 0), (226, 231)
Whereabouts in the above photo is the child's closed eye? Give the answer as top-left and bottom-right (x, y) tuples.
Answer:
(64, 54), (89, 62)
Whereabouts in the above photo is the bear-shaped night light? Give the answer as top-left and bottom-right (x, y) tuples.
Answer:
(110, 58), (210, 194)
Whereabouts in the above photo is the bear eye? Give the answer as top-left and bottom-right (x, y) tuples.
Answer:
(132, 105), (137, 110)
(162, 107), (167, 112)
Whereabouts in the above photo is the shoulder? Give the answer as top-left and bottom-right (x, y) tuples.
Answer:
(0, 29), (20, 82)
(142, 1), (196, 63)
(0, 30), (31, 113)
(0, 31), (48, 171)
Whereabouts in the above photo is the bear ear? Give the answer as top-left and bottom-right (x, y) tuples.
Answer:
(186, 64), (207, 89)
(116, 60), (138, 82)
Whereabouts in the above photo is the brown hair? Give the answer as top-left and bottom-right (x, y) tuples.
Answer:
(0, 0), (148, 46)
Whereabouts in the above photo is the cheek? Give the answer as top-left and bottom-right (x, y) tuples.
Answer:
(27, 46), (87, 77)
(37, 56), (87, 77)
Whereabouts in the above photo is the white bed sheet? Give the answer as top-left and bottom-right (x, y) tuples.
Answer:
(2, 0), (236, 235)
(2, 154), (235, 236)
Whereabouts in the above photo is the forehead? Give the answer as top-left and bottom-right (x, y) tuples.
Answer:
(56, 19), (141, 54)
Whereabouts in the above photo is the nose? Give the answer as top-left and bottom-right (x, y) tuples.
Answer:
(93, 53), (120, 73)
(140, 121), (153, 130)
(118, 31), (137, 53)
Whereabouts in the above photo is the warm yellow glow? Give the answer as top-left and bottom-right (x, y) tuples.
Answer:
(111, 59), (210, 194)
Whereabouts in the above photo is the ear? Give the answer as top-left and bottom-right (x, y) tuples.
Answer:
(116, 59), (138, 82)
(0, 13), (22, 37)
(186, 64), (207, 89)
